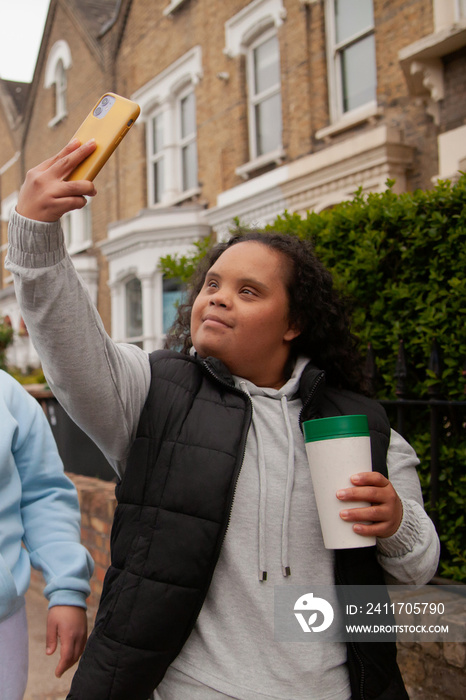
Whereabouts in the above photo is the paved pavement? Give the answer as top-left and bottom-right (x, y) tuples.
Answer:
(24, 586), (91, 700)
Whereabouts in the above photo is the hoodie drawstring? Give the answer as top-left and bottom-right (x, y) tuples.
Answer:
(280, 395), (295, 578)
(240, 381), (268, 581)
(240, 382), (296, 581)
(256, 418), (268, 582)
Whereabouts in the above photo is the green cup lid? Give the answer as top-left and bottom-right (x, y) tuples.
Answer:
(303, 414), (369, 442)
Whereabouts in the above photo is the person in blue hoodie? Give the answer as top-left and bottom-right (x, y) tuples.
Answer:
(0, 369), (94, 700)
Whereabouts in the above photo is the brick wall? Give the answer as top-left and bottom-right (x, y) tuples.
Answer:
(440, 46), (466, 133)
(69, 473), (117, 612)
(30, 473), (117, 614)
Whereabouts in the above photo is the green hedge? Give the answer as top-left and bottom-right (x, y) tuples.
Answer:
(268, 178), (466, 580)
(269, 179), (465, 399)
(160, 176), (466, 580)
(0, 320), (14, 371)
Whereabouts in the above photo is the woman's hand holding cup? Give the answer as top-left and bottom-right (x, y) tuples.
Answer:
(337, 471), (403, 539)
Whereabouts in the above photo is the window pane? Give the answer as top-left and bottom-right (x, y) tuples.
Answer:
(335, 0), (373, 43)
(55, 60), (67, 114)
(152, 113), (164, 154)
(125, 278), (143, 339)
(341, 33), (376, 112)
(62, 213), (72, 248)
(153, 158), (164, 203)
(255, 92), (282, 156)
(163, 277), (184, 334)
(83, 200), (92, 242)
(56, 60), (66, 89)
(254, 36), (280, 95)
(182, 141), (197, 191)
(181, 92), (196, 138)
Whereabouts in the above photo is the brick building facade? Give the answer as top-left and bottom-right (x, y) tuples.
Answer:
(1, 0), (466, 365)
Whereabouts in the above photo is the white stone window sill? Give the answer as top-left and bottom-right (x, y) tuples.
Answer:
(315, 103), (383, 142)
(399, 19), (466, 64)
(163, 0), (189, 17)
(152, 186), (201, 208)
(235, 148), (286, 180)
(48, 110), (68, 128)
(118, 335), (146, 346)
(67, 240), (93, 256)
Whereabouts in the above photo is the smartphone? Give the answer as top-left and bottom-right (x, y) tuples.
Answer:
(67, 93), (140, 181)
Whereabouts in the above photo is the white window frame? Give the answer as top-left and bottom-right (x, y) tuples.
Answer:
(61, 200), (92, 254)
(55, 60), (67, 118)
(433, 0), (466, 30)
(1, 192), (18, 285)
(1, 191), (18, 223)
(246, 27), (282, 164)
(224, 0), (287, 58)
(456, 0), (466, 19)
(124, 276), (144, 347)
(148, 107), (166, 205)
(177, 86), (198, 194)
(163, 0), (190, 16)
(132, 47), (202, 208)
(44, 40), (72, 127)
(224, 0), (287, 178)
(324, 0), (377, 126)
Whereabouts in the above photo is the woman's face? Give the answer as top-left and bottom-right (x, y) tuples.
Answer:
(190, 241), (300, 389)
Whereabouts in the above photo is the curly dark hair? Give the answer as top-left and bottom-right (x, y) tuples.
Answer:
(165, 230), (368, 393)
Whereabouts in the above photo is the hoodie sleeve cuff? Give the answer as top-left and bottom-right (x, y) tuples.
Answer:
(7, 209), (66, 269)
(376, 498), (421, 557)
(48, 589), (88, 610)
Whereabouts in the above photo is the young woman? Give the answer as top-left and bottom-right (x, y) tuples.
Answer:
(6, 140), (439, 700)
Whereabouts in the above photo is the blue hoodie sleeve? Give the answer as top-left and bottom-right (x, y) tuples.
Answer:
(9, 375), (94, 608)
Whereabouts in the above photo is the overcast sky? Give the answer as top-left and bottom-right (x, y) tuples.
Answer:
(0, 0), (51, 82)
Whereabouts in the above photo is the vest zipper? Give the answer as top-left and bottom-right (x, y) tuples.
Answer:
(298, 370), (326, 426)
(335, 570), (366, 700)
(351, 641), (366, 700)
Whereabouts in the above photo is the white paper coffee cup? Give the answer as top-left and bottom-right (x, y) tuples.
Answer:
(303, 415), (376, 549)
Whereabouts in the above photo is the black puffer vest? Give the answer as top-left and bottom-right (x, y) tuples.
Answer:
(67, 351), (408, 700)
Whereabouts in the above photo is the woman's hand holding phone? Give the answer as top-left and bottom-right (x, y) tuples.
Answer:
(16, 93), (139, 222)
(16, 139), (97, 223)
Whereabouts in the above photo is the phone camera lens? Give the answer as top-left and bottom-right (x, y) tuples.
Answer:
(101, 97), (109, 106)
(94, 107), (102, 116)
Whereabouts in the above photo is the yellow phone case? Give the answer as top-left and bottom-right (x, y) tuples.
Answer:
(67, 93), (140, 181)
